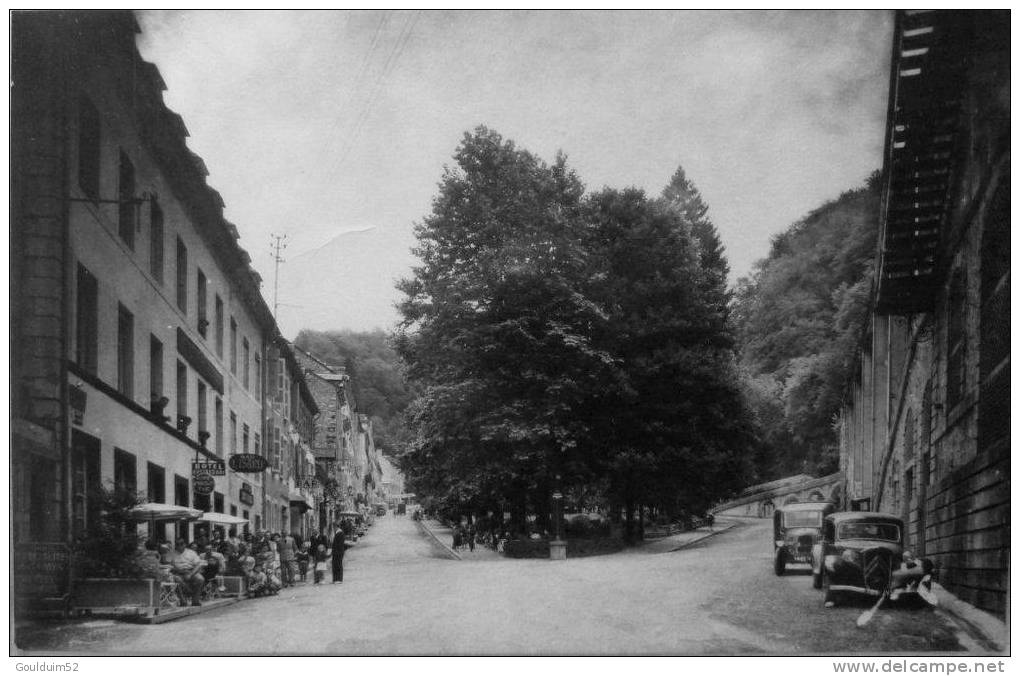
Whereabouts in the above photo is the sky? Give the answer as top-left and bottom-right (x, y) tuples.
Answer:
(135, 10), (893, 330)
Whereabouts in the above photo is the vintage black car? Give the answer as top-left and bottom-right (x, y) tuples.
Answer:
(811, 512), (934, 606)
(773, 501), (836, 575)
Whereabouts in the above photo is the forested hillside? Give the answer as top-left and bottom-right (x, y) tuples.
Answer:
(293, 329), (415, 457)
(732, 172), (881, 478)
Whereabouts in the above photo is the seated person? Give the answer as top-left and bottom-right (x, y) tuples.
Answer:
(168, 538), (206, 607)
(202, 544), (226, 583)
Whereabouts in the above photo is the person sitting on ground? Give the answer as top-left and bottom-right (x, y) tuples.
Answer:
(168, 538), (206, 607)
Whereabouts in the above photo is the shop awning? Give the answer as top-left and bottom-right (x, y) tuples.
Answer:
(289, 492), (312, 513)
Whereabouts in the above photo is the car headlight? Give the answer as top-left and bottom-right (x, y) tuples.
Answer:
(841, 549), (861, 565)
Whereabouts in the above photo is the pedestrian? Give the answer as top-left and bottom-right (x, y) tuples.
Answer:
(331, 526), (347, 584)
(296, 542), (310, 582)
(452, 525), (462, 551)
(312, 544), (328, 584)
(467, 521), (476, 552)
(279, 531), (297, 587)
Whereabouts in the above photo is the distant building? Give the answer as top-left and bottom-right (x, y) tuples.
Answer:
(838, 11), (1008, 617)
(293, 347), (358, 531)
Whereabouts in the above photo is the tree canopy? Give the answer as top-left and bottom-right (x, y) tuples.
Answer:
(731, 174), (880, 477)
(395, 126), (758, 533)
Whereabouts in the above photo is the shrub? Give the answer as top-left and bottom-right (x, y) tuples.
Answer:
(73, 484), (148, 578)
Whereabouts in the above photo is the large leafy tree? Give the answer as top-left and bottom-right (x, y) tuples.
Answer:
(584, 187), (757, 537)
(396, 130), (759, 536)
(395, 127), (613, 524)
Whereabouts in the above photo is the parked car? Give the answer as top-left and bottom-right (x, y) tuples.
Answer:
(811, 511), (935, 607)
(772, 502), (836, 575)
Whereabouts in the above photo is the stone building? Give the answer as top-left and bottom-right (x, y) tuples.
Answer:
(293, 347), (358, 532)
(11, 12), (320, 553)
(838, 10), (1008, 617)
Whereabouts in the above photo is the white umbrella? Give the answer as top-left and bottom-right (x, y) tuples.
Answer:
(128, 503), (203, 522)
(198, 512), (248, 526)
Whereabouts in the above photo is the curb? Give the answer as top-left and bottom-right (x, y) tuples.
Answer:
(415, 520), (462, 561)
(932, 582), (1008, 653)
(665, 521), (739, 552)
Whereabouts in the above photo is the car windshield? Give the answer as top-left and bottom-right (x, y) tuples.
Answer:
(783, 511), (822, 528)
(837, 521), (900, 542)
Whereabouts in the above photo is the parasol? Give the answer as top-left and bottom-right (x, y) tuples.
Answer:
(128, 503), (203, 522)
(128, 503), (202, 541)
(198, 512), (249, 526)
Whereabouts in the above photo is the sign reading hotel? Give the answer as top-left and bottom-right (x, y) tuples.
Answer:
(193, 460), (226, 476)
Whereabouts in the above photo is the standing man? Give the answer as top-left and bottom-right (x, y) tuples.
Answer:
(331, 526), (347, 584)
(279, 531), (297, 587)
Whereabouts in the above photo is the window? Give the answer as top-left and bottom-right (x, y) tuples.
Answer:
(197, 380), (207, 440)
(242, 338), (250, 389)
(277, 358), (285, 402)
(77, 96), (101, 201)
(71, 431), (102, 536)
(147, 462), (165, 503)
(114, 448), (137, 493)
(118, 152), (135, 249)
(229, 318), (237, 374)
(117, 304), (134, 398)
(197, 269), (208, 337)
(254, 353), (261, 396)
(149, 335), (163, 402)
(150, 198), (164, 283)
(213, 492), (224, 514)
(242, 423), (250, 453)
(176, 237), (188, 313)
(75, 264), (98, 374)
(230, 505), (237, 517)
(946, 271), (968, 410)
(230, 412), (238, 453)
(273, 426), (281, 470)
(174, 474), (190, 542)
(214, 397), (223, 455)
(254, 433), (261, 457)
(176, 360), (188, 423)
(214, 296), (224, 357)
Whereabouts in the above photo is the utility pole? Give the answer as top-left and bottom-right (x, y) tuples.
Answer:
(270, 233), (288, 321)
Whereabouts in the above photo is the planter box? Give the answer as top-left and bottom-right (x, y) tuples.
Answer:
(72, 576), (245, 618)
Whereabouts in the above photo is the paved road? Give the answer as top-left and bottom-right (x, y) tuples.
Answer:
(15, 515), (974, 655)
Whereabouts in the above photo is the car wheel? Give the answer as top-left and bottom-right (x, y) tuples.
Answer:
(774, 549), (786, 576)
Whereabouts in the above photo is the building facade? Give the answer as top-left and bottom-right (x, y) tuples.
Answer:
(10, 12), (317, 553)
(838, 11), (1008, 618)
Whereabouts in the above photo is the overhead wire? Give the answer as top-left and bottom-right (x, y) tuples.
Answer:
(328, 11), (421, 178)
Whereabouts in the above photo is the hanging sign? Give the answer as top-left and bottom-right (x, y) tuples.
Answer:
(239, 482), (255, 506)
(193, 460), (225, 476)
(228, 453), (269, 473)
(193, 472), (215, 496)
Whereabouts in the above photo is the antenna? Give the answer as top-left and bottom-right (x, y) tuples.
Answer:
(270, 233), (288, 320)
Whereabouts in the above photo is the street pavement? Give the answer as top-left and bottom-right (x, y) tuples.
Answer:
(15, 515), (981, 655)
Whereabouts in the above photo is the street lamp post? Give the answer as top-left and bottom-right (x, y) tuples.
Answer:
(550, 475), (566, 560)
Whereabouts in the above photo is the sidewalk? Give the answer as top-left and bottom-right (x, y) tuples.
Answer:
(638, 518), (740, 554)
(419, 520), (500, 560)
(933, 583), (1009, 653)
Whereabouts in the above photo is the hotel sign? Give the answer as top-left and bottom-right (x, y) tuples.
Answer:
(193, 460), (226, 476)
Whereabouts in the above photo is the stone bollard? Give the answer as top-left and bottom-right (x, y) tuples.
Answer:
(549, 539), (567, 561)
